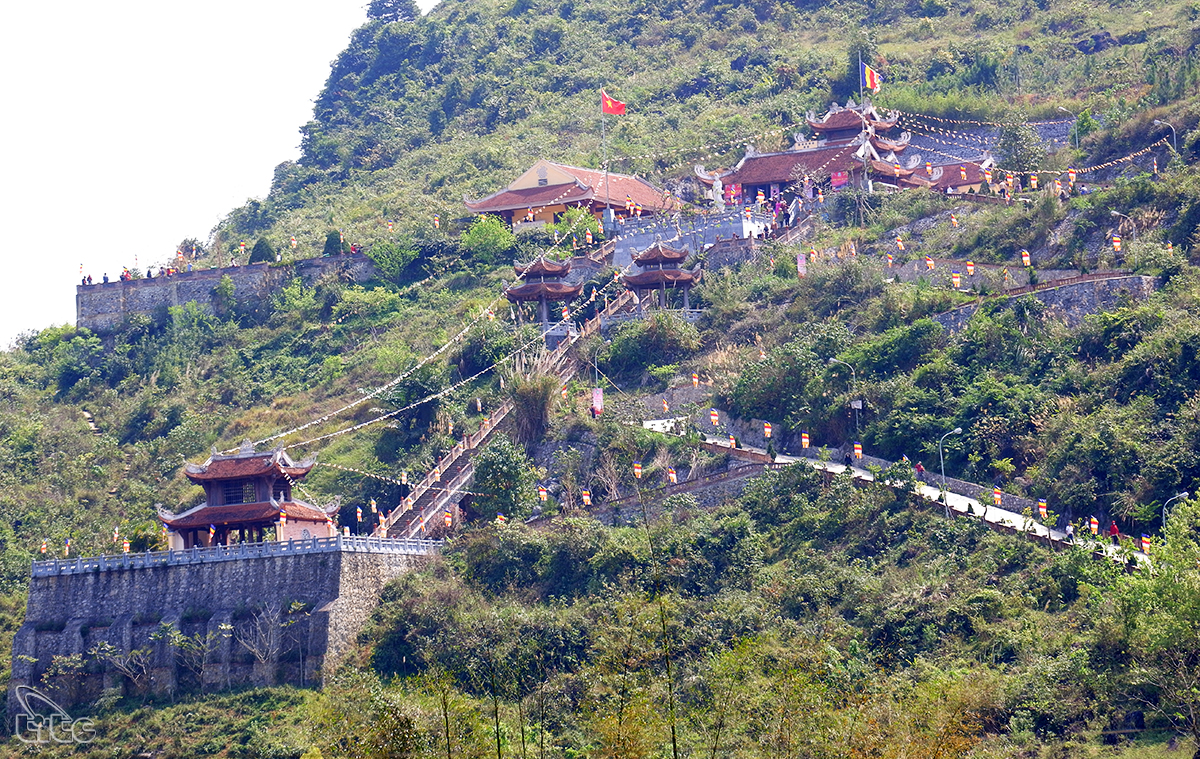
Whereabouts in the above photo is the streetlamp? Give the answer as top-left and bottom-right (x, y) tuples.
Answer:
(1163, 491), (1190, 528)
(1154, 119), (1178, 153)
(1110, 210), (1136, 241)
(828, 358), (859, 435)
(939, 427), (963, 518)
(1057, 106), (1079, 150)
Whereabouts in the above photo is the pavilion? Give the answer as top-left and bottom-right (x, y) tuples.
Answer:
(505, 256), (582, 326)
(159, 442), (335, 549)
(621, 241), (698, 313)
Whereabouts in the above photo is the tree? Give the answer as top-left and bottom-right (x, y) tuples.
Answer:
(323, 230), (349, 257)
(461, 215), (516, 264)
(510, 374), (558, 443)
(365, 238), (420, 282)
(89, 642), (153, 696)
(367, 0), (420, 22)
(996, 114), (1046, 175)
(249, 237), (275, 263)
(151, 621), (227, 691)
(472, 435), (536, 521)
(232, 601), (302, 686)
(551, 206), (601, 243)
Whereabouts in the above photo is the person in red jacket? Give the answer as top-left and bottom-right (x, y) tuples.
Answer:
(1110, 520), (1120, 546)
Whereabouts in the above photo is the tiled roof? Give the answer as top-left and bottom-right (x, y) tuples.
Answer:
(632, 241), (689, 265)
(185, 447), (314, 482)
(504, 282), (583, 302)
(623, 270), (697, 287)
(722, 143), (861, 186)
(515, 258), (571, 278)
(161, 500), (328, 530)
(465, 163), (680, 215)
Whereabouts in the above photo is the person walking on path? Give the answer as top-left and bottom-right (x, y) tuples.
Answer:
(914, 461), (926, 483)
(1065, 523), (1075, 543)
(1110, 520), (1120, 546)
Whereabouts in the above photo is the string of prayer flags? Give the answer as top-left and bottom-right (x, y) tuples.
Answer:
(1038, 498), (1047, 519)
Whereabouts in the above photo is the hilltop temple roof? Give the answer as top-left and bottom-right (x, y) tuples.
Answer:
(157, 499), (331, 530)
(184, 443), (315, 483)
(465, 160), (681, 215)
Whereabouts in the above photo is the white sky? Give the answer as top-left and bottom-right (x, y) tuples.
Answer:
(0, 0), (433, 348)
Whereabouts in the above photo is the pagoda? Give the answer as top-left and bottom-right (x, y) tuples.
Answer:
(621, 241), (698, 313)
(505, 256), (582, 326)
(159, 441), (334, 549)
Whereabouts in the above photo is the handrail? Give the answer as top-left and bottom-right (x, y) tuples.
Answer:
(30, 535), (444, 577)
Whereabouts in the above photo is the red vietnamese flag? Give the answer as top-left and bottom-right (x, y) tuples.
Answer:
(601, 89), (626, 115)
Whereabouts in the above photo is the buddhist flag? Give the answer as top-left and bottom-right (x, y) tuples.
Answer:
(113, 526), (119, 543)
(959, 165), (967, 181)
(810, 247), (818, 261)
(926, 255), (935, 270)
(668, 468), (677, 484)
(896, 237), (904, 251)
(625, 194), (632, 209)
(663, 398), (669, 413)
(444, 511), (453, 528)
(1068, 168), (1076, 186)
(40, 540), (46, 554)
(370, 498), (377, 513)
(562, 305), (570, 319)
(496, 513), (507, 524)
(1153, 157), (1158, 174)
(65, 538), (70, 556)
(585, 229), (593, 244)
(582, 489), (592, 506)
(400, 471), (408, 485)
(487, 309), (495, 320)
(743, 206), (752, 220)
(538, 485), (548, 502)
(950, 214), (958, 228)
(801, 431), (810, 448)
(1141, 534), (1151, 553)
(729, 434), (737, 448)
(1168, 242), (1174, 253)
(122, 539), (130, 553)
(860, 61), (882, 93)
(1112, 235), (1122, 252)
(992, 487), (1002, 507)
(759, 347), (766, 359)
(850, 242), (857, 256)
(711, 408), (719, 425)
(893, 163), (902, 177)
(756, 189), (766, 204)
(290, 235), (297, 249)
(633, 461), (642, 479)
(1038, 498), (1047, 519)
(356, 506), (362, 523)
(966, 261), (975, 275)
(239, 240), (246, 254)
(1054, 178), (1062, 194)
(601, 89), (626, 115)
(1030, 174), (1038, 190)
(526, 208), (535, 222)
(1006, 172), (1014, 188)
(692, 372), (699, 387)
(853, 442), (863, 459)
(561, 386), (568, 399)
(926, 161), (932, 176)
(1021, 249), (1031, 267)
(448, 420), (454, 436)
(984, 168), (993, 184)
(280, 508), (287, 526)
(433, 215), (440, 228)
(952, 271), (960, 288)
(387, 220), (394, 233)
(817, 189), (824, 203)
(1090, 516), (1099, 535)
(887, 253), (894, 267)
(209, 524), (216, 541)
(764, 422), (772, 438)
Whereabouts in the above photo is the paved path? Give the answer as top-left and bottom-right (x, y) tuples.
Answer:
(697, 434), (1149, 567)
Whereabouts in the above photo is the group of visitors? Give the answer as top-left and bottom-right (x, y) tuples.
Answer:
(81, 263), (194, 286)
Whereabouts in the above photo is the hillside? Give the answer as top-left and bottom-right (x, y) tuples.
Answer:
(8, 0), (1200, 754)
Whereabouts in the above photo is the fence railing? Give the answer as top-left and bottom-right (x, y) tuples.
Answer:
(30, 535), (444, 577)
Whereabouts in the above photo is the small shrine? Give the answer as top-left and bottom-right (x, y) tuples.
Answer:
(505, 257), (582, 326)
(621, 241), (698, 313)
(159, 442), (335, 549)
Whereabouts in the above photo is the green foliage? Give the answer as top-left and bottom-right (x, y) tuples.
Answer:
(550, 206), (601, 243)
(995, 115), (1047, 174)
(249, 238), (275, 264)
(471, 435), (536, 521)
(322, 230), (348, 257)
(364, 238), (420, 282)
(601, 313), (701, 378)
(460, 215), (516, 265)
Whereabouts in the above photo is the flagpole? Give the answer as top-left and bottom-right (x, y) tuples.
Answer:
(602, 101), (610, 230)
(858, 51), (863, 103)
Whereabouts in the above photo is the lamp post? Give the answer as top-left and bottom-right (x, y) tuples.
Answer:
(1110, 210), (1135, 242)
(1057, 106), (1079, 151)
(1153, 119), (1178, 153)
(828, 358), (859, 435)
(1163, 491), (1190, 528)
(939, 427), (963, 518)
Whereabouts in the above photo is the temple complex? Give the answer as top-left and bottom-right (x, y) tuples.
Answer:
(465, 160), (681, 227)
(505, 256), (582, 326)
(158, 442), (335, 548)
(621, 241), (698, 313)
